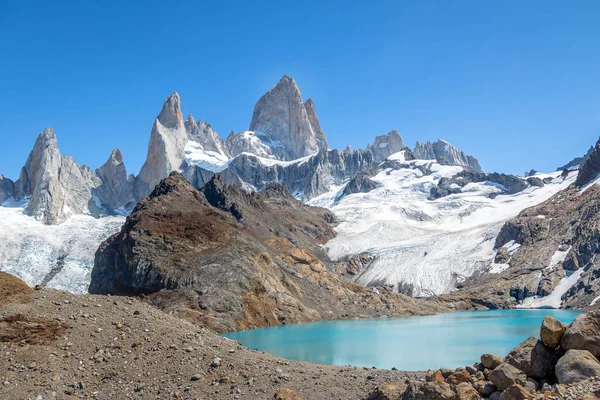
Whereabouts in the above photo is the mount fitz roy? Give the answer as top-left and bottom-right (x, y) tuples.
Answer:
(0, 75), (596, 312)
(0, 75), (482, 225)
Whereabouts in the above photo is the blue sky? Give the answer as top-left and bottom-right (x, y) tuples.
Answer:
(0, 0), (599, 178)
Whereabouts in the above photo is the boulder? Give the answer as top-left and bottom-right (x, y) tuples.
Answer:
(561, 312), (600, 359)
(426, 370), (444, 383)
(274, 388), (302, 400)
(504, 336), (558, 380)
(477, 382), (496, 397)
(447, 370), (471, 385)
(555, 349), (600, 384)
(488, 363), (527, 391)
(498, 384), (533, 400)
(481, 354), (504, 370)
(367, 382), (408, 400)
(540, 316), (566, 348)
(403, 382), (455, 400)
(453, 383), (481, 400)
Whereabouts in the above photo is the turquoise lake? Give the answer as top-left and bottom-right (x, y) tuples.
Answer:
(222, 309), (581, 370)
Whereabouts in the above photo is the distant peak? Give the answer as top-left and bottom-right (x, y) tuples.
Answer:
(109, 148), (123, 163)
(158, 91), (183, 128)
(186, 113), (195, 123)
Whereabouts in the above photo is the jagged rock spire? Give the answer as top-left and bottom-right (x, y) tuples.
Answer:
(158, 92), (184, 129)
(94, 148), (134, 212)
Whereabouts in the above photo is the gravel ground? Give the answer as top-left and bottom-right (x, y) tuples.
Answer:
(0, 288), (425, 400)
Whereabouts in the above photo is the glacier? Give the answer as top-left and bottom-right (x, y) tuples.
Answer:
(310, 155), (577, 297)
(0, 200), (124, 294)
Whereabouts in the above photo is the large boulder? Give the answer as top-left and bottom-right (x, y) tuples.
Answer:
(453, 383), (481, 400)
(504, 336), (559, 380)
(555, 349), (600, 384)
(367, 382), (408, 400)
(488, 363), (527, 391)
(274, 388), (302, 400)
(402, 382), (455, 400)
(498, 384), (533, 400)
(446, 369), (470, 385)
(540, 316), (566, 348)
(561, 312), (600, 359)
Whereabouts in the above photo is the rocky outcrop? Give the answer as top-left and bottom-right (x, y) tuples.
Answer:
(90, 172), (446, 332)
(575, 138), (600, 186)
(13, 128), (103, 224)
(0, 174), (14, 204)
(368, 130), (405, 162)
(304, 98), (329, 152)
(184, 114), (229, 157)
(413, 139), (483, 172)
(247, 75), (326, 160)
(93, 149), (135, 213)
(429, 170), (528, 200)
(557, 145), (594, 172)
(339, 170), (377, 199)
(135, 92), (189, 198)
(183, 147), (379, 200)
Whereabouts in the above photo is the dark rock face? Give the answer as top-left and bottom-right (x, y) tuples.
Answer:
(430, 170), (528, 200)
(368, 130), (404, 162)
(557, 145), (594, 172)
(183, 148), (380, 201)
(340, 171), (378, 199)
(504, 336), (559, 380)
(575, 138), (600, 186)
(0, 174), (15, 204)
(90, 172), (444, 332)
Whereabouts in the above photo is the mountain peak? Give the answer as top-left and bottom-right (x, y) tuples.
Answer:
(158, 91), (183, 128)
(248, 76), (325, 160)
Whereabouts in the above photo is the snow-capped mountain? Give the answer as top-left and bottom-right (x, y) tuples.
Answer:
(0, 74), (578, 302)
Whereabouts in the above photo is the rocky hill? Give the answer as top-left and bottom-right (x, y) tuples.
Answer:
(89, 172), (452, 332)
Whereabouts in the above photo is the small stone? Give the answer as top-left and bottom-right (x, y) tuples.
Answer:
(191, 375), (201, 381)
(211, 357), (222, 368)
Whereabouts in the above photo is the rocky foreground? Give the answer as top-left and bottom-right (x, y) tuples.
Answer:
(0, 272), (426, 400)
(2, 271), (600, 399)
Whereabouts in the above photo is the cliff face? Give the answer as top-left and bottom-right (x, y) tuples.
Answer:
(90, 172), (448, 332)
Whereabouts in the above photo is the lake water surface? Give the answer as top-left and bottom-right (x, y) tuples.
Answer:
(222, 310), (580, 370)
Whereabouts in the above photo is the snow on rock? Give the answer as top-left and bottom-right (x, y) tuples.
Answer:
(546, 246), (572, 271)
(518, 269), (584, 309)
(184, 141), (231, 173)
(0, 201), (123, 294)
(315, 163), (576, 297)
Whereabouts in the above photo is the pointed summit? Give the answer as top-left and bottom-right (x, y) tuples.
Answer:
(94, 148), (134, 212)
(158, 92), (184, 129)
(247, 75), (327, 160)
(135, 92), (190, 198)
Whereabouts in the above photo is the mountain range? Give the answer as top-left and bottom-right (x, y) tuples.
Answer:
(1, 75), (599, 313)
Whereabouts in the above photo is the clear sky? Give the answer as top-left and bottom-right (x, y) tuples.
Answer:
(1, 0), (599, 179)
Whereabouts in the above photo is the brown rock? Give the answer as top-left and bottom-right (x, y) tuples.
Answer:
(481, 354), (504, 370)
(447, 370), (470, 385)
(403, 382), (455, 400)
(454, 382), (481, 400)
(540, 316), (566, 348)
(366, 382), (408, 400)
(498, 384), (533, 400)
(478, 382), (497, 397)
(504, 336), (558, 380)
(426, 370), (445, 383)
(274, 388), (302, 400)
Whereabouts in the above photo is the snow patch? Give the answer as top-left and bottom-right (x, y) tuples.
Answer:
(518, 269), (583, 309)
